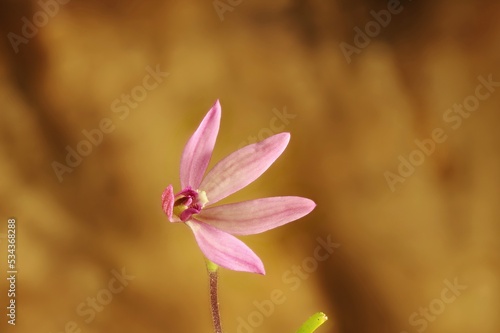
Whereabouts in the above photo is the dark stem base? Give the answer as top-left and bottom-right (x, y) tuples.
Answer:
(209, 270), (223, 333)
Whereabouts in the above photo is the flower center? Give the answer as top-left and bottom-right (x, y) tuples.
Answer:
(172, 186), (208, 222)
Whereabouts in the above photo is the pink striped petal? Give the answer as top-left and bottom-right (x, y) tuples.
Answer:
(180, 101), (221, 189)
(198, 197), (315, 235)
(161, 185), (175, 222)
(200, 133), (290, 204)
(186, 220), (265, 274)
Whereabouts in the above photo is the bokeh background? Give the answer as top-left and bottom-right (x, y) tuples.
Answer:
(1, 1), (499, 332)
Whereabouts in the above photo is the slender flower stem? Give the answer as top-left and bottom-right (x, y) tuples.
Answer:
(209, 270), (223, 333)
(207, 261), (223, 333)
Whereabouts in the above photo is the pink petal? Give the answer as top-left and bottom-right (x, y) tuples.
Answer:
(186, 220), (265, 274)
(180, 100), (221, 189)
(161, 185), (175, 222)
(200, 133), (290, 204)
(198, 196), (316, 235)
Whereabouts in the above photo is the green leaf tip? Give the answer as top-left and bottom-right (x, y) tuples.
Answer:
(295, 312), (328, 333)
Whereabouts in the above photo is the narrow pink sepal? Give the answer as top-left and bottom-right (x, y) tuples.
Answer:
(186, 220), (265, 274)
(198, 196), (316, 235)
(161, 185), (175, 222)
(200, 133), (290, 204)
(180, 100), (221, 189)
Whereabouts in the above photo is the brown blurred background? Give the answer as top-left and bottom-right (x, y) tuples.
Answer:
(0, 0), (499, 332)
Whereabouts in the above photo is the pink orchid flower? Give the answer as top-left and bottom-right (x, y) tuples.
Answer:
(161, 100), (315, 274)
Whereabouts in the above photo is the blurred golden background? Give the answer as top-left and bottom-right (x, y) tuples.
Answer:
(0, 1), (499, 332)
